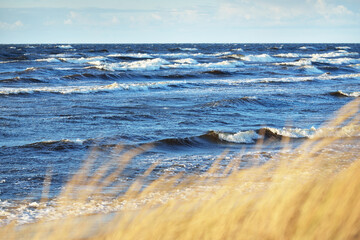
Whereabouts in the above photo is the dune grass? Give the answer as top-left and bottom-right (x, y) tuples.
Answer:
(1, 99), (360, 240)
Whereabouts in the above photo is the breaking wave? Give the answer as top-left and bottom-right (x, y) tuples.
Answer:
(0, 82), (174, 95)
(329, 90), (360, 98)
(57, 45), (73, 49)
(35, 58), (61, 63)
(87, 58), (244, 72)
(155, 125), (360, 148)
(17, 139), (89, 151)
(107, 53), (154, 60)
(274, 53), (300, 58)
(241, 54), (275, 62)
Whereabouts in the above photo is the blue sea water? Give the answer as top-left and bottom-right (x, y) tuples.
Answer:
(0, 43), (359, 224)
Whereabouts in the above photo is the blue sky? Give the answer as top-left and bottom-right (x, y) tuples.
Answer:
(0, 0), (359, 43)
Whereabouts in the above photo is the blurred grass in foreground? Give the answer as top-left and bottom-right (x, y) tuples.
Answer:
(2, 99), (360, 240)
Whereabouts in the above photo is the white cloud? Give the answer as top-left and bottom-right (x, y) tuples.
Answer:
(216, 1), (303, 26)
(0, 20), (23, 30)
(64, 19), (72, 25)
(314, 0), (353, 18)
(64, 11), (79, 25)
(170, 9), (201, 23)
(216, 0), (358, 27)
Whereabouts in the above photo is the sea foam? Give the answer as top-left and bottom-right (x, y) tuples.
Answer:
(242, 54), (275, 62)
(0, 81), (178, 95)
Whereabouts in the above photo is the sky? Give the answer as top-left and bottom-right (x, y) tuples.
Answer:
(0, 0), (359, 43)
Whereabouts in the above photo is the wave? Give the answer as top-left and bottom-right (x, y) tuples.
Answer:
(275, 56), (359, 68)
(59, 56), (106, 64)
(24, 67), (38, 72)
(0, 81), (178, 95)
(2, 73), (358, 96)
(88, 48), (109, 53)
(318, 73), (360, 80)
(274, 53), (300, 58)
(17, 139), (89, 151)
(62, 72), (123, 80)
(0, 77), (43, 83)
(274, 58), (312, 66)
(300, 66), (323, 74)
(336, 46), (351, 50)
(173, 58), (198, 64)
(154, 125), (359, 148)
(349, 63), (360, 69)
(329, 90), (360, 98)
(299, 46), (316, 50)
(311, 57), (359, 65)
(310, 50), (359, 58)
(107, 53), (154, 60)
(88, 58), (243, 72)
(179, 47), (198, 51)
(202, 70), (232, 75)
(221, 54), (245, 60)
(169, 47), (198, 52)
(193, 60), (244, 69)
(35, 58), (61, 63)
(89, 58), (169, 71)
(241, 54), (275, 62)
(268, 46), (283, 50)
(57, 45), (73, 49)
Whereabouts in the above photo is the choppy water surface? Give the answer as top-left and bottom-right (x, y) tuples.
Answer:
(0, 43), (359, 224)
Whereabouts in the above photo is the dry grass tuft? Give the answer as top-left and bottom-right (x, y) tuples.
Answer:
(1, 99), (360, 240)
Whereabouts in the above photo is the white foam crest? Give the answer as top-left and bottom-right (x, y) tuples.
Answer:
(25, 67), (38, 72)
(154, 53), (204, 59)
(231, 48), (243, 52)
(174, 58), (198, 64)
(218, 130), (259, 144)
(318, 73), (360, 80)
(200, 60), (244, 68)
(310, 51), (358, 58)
(331, 90), (360, 98)
(105, 58), (170, 71)
(35, 58), (60, 63)
(50, 53), (73, 58)
(311, 57), (358, 65)
(0, 60), (18, 64)
(242, 54), (275, 62)
(349, 63), (360, 68)
(108, 53), (153, 59)
(299, 46), (316, 50)
(219, 125), (360, 141)
(274, 58), (312, 66)
(300, 66), (323, 74)
(274, 53), (300, 58)
(166, 60), (244, 70)
(54, 67), (74, 71)
(336, 46), (351, 50)
(0, 81), (176, 95)
(348, 92), (360, 97)
(180, 47), (197, 51)
(265, 127), (317, 138)
(59, 56), (106, 64)
(57, 45), (73, 49)
(212, 51), (232, 57)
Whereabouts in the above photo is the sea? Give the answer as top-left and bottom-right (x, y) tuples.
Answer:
(0, 43), (359, 225)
